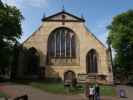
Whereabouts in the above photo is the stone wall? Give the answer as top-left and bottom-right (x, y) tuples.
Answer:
(22, 20), (113, 84)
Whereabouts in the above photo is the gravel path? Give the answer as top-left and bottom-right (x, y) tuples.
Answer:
(0, 83), (86, 100)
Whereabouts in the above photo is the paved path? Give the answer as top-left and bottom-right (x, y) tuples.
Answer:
(0, 83), (85, 100)
(0, 83), (116, 100)
(116, 85), (133, 100)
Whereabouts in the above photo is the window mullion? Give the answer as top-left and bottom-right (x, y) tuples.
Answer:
(60, 30), (62, 57)
(54, 33), (56, 57)
(70, 32), (73, 58)
(90, 54), (92, 73)
(70, 36), (72, 57)
(92, 54), (94, 73)
(65, 30), (67, 57)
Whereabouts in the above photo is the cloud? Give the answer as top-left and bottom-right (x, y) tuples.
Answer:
(2, 0), (48, 8)
(94, 18), (111, 33)
(21, 0), (48, 8)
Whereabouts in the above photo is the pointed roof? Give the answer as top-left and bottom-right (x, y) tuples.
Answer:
(42, 10), (85, 22)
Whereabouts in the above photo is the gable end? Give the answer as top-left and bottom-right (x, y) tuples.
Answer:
(42, 10), (85, 22)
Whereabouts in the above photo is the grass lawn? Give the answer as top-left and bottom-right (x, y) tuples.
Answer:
(30, 82), (84, 94)
(30, 82), (116, 96)
(31, 82), (67, 94)
(100, 85), (116, 96)
(12, 80), (116, 96)
(0, 92), (7, 97)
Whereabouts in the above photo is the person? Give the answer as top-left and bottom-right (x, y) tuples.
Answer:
(119, 88), (126, 98)
(95, 83), (100, 100)
(89, 84), (95, 100)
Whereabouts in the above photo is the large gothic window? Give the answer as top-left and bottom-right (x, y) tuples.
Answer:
(48, 27), (76, 58)
(86, 49), (98, 73)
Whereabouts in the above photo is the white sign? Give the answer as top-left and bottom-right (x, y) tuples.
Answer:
(78, 74), (88, 82)
(78, 74), (97, 83)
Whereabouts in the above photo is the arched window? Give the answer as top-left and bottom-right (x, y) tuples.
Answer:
(48, 27), (76, 58)
(86, 49), (98, 73)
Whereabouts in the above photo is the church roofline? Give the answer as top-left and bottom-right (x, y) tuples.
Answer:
(83, 23), (107, 49)
(42, 10), (85, 22)
(22, 25), (43, 45)
(89, 31), (107, 49)
(22, 31), (36, 45)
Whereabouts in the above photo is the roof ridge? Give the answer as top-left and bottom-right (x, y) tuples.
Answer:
(42, 10), (85, 22)
(88, 31), (107, 49)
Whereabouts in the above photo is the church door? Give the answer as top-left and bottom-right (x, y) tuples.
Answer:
(86, 49), (98, 74)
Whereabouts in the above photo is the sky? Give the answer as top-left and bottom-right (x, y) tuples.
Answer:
(2, 0), (133, 46)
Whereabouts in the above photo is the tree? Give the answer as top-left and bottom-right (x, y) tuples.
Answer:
(0, 1), (23, 75)
(0, 0), (3, 5)
(107, 9), (133, 83)
(10, 41), (21, 79)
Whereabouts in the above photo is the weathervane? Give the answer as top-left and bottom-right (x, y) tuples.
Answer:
(60, 0), (65, 25)
(41, 12), (46, 21)
(62, 5), (65, 12)
(81, 13), (85, 20)
(43, 12), (46, 18)
(61, 0), (65, 11)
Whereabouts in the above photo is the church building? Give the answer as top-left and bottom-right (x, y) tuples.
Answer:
(18, 10), (113, 84)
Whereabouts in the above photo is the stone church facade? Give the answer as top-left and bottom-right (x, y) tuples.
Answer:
(18, 10), (113, 84)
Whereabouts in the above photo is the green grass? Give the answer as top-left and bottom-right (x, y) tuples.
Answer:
(30, 82), (116, 96)
(30, 82), (84, 94)
(31, 82), (66, 94)
(12, 80), (116, 96)
(0, 92), (7, 97)
(100, 85), (116, 96)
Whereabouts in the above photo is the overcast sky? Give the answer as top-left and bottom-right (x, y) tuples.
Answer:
(2, 0), (133, 45)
